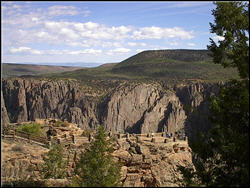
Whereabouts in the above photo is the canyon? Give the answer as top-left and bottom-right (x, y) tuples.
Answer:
(1, 49), (235, 187)
(1, 77), (220, 138)
(1, 119), (194, 187)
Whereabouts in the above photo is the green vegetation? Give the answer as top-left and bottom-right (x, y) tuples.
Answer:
(2, 63), (82, 78)
(29, 49), (240, 99)
(16, 122), (45, 137)
(41, 139), (67, 179)
(72, 126), (121, 187)
(39, 49), (239, 87)
(180, 2), (249, 186)
(54, 120), (70, 127)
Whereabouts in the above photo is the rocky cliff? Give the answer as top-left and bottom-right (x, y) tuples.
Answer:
(1, 78), (219, 137)
(2, 78), (99, 130)
(1, 120), (194, 187)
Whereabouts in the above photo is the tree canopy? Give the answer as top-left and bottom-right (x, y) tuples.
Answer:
(181, 2), (249, 187)
(41, 139), (67, 179)
(207, 1), (249, 79)
(73, 126), (121, 187)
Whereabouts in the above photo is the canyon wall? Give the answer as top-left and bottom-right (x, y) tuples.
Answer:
(1, 78), (219, 137)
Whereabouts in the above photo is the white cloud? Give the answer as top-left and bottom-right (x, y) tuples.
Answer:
(45, 21), (65, 31)
(113, 48), (131, 53)
(9, 47), (102, 56)
(9, 46), (43, 55)
(48, 49), (102, 55)
(2, 3), (199, 64)
(85, 22), (99, 30)
(213, 35), (225, 42)
(36, 31), (48, 38)
(107, 48), (131, 55)
(3, 13), (195, 49)
(67, 41), (89, 47)
(140, 42), (147, 47)
(2, 13), (43, 28)
(131, 26), (194, 40)
(48, 5), (79, 16)
(59, 27), (80, 40)
(9, 46), (31, 53)
(70, 49), (102, 54)
(99, 41), (122, 48)
(127, 42), (137, 46)
(31, 17), (39, 22)
(187, 43), (196, 46)
(167, 2), (209, 8)
(77, 23), (132, 40)
(31, 49), (43, 55)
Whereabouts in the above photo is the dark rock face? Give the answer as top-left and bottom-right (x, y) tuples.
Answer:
(102, 83), (187, 134)
(174, 82), (220, 137)
(1, 90), (10, 124)
(2, 79), (28, 123)
(1, 79), (99, 130)
(1, 78), (219, 136)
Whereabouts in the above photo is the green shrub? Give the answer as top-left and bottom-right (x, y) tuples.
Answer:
(73, 126), (121, 187)
(41, 139), (67, 179)
(16, 123), (44, 137)
(54, 120), (70, 127)
(54, 120), (62, 127)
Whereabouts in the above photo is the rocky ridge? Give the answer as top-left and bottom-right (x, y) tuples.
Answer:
(1, 119), (193, 187)
(1, 78), (220, 137)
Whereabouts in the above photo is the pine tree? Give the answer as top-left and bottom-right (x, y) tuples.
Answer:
(73, 126), (121, 187)
(41, 139), (67, 179)
(180, 2), (249, 187)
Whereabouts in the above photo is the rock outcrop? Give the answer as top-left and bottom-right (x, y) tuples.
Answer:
(1, 121), (194, 187)
(174, 82), (220, 137)
(112, 137), (193, 187)
(1, 90), (10, 124)
(1, 139), (49, 182)
(1, 78), (219, 137)
(102, 83), (187, 134)
(2, 78), (99, 130)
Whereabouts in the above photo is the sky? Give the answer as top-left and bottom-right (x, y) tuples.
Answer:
(1, 1), (224, 66)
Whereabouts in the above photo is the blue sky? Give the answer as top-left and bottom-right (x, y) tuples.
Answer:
(1, 1), (224, 66)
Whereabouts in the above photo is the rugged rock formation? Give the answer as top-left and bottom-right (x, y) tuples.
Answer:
(112, 137), (193, 187)
(1, 139), (49, 182)
(102, 83), (186, 134)
(1, 78), (219, 136)
(2, 78), (99, 130)
(1, 120), (194, 187)
(1, 90), (10, 124)
(174, 82), (220, 137)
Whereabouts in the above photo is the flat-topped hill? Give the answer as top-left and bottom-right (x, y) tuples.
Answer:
(111, 49), (238, 82)
(38, 49), (239, 85)
(115, 49), (211, 66)
(1, 63), (83, 78)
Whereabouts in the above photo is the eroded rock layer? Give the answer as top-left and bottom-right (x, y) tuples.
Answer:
(1, 78), (219, 136)
(1, 121), (193, 187)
